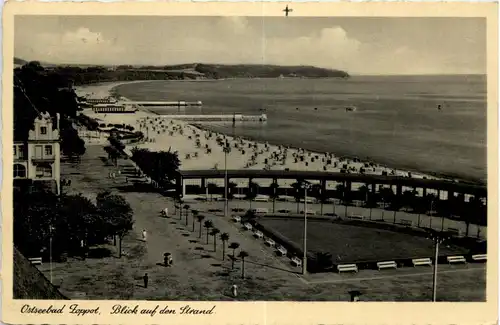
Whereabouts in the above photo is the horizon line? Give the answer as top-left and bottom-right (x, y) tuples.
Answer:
(14, 58), (485, 76)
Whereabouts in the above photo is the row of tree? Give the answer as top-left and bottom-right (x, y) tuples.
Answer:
(201, 179), (486, 230)
(129, 147), (181, 188)
(14, 188), (134, 260)
(174, 202), (250, 279)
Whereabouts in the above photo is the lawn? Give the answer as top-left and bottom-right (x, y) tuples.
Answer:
(258, 218), (469, 264)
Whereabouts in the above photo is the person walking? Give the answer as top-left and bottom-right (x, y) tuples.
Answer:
(142, 229), (148, 242)
(143, 273), (149, 288)
(231, 284), (238, 298)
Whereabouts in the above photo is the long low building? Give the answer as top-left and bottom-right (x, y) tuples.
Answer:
(175, 169), (487, 198)
(121, 100), (202, 106)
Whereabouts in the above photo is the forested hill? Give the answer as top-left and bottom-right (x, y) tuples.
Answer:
(14, 58), (350, 83)
(193, 64), (350, 79)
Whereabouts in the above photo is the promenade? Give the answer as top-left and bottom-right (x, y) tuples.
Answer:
(41, 144), (486, 301)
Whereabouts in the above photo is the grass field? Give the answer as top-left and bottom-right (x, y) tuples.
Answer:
(258, 218), (469, 264)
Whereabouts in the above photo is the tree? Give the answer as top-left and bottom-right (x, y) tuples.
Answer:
(197, 215), (205, 238)
(207, 183), (218, 201)
(402, 190), (416, 212)
(183, 204), (190, 226)
(104, 146), (120, 166)
(335, 183), (348, 217)
(291, 180), (305, 213)
(59, 194), (106, 249)
(220, 233), (230, 260)
(238, 251), (249, 279)
(311, 184), (326, 216)
(210, 228), (220, 252)
(14, 189), (61, 258)
(228, 182), (237, 200)
(130, 147), (181, 187)
(229, 242), (240, 269)
(96, 191), (134, 258)
(246, 182), (259, 209)
(191, 210), (199, 232)
(204, 220), (213, 244)
(269, 182), (280, 213)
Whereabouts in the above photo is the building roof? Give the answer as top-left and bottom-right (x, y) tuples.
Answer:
(178, 169), (487, 195)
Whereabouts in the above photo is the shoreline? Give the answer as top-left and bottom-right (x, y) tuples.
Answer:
(191, 123), (484, 185)
(76, 80), (483, 187)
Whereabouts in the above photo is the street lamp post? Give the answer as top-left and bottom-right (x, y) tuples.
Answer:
(429, 199), (434, 229)
(224, 144), (230, 219)
(49, 225), (55, 284)
(427, 230), (450, 302)
(302, 182), (311, 275)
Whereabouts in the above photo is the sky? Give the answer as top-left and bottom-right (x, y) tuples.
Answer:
(15, 16), (486, 75)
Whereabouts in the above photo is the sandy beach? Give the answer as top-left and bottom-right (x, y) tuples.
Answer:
(77, 82), (445, 196)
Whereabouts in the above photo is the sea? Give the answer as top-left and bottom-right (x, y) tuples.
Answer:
(113, 75), (487, 184)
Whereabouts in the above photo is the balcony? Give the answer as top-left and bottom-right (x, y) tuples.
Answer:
(31, 155), (56, 163)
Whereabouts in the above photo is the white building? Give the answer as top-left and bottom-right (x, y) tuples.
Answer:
(13, 112), (61, 195)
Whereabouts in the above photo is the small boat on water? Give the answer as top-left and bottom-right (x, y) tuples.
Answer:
(345, 106), (357, 112)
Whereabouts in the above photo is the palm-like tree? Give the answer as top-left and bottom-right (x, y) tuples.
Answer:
(335, 183), (348, 217)
(207, 183), (218, 201)
(204, 220), (213, 244)
(177, 199), (184, 219)
(183, 204), (190, 225)
(238, 251), (249, 279)
(197, 215), (205, 238)
(246, 181), (259, 210)
(191, 210), (199, 232)
(210, 228), (220, 252)
(269, 182), (280, 213)
(292, 180), (305, 213)
(229, 242), (240, 269)
(228, 181), (237, 200)
(220, 233), (230, 260)
(358, 185), (372, 219)
(311, 184), (324, 216)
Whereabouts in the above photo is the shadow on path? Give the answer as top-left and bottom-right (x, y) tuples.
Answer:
(244, 259), (299, 275)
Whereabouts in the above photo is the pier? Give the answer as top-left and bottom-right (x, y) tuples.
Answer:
(143, 114), (267, 122)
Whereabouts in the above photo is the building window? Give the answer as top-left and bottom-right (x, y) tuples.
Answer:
(13, 145), (16, 156)
(45, 145), (53, 156)
(13, 164), (26, 178)
(34, 145), (43, 159)
(40, 126), (47, 135)
(18, 145), (25, 159)
(36, 164), (52, 178)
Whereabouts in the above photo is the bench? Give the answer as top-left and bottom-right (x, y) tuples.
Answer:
(291, 257), (302, 267)
(265, 238), (276, 247)
(447, 255), (467, 264)
(412, 258), (432, 267)
(471, 254), (487, 262)
(253, 230), (264, 239)
(232, 216), (241, 223)
(348, 215), (364, 220)
(28, 257), (43, 266)
(300, 210), (316, 216)
(277, 246), (287, 256)
(243, 223), (253, 231)
(278, 209), (291, 214)
(399, 219), (413, 227)
(447, 227), (462, 237)
(337, 264), (358, 273)
(254, 197), (269, 202)
(377, 261), (397, 270)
